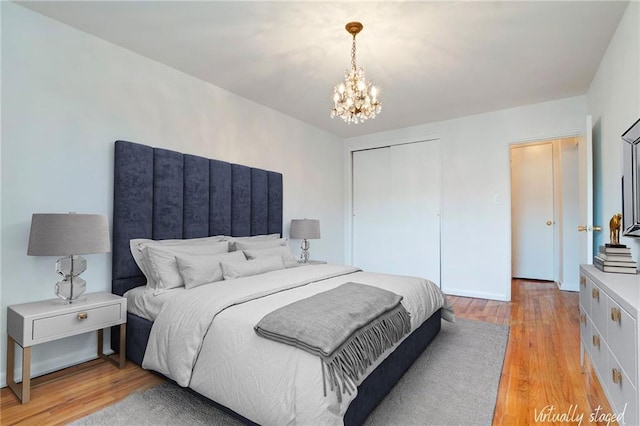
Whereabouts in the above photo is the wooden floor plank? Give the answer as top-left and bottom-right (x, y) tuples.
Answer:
(1, 279), (615, 425)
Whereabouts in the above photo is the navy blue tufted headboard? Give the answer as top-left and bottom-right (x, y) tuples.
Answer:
(112, 140), (283, 296)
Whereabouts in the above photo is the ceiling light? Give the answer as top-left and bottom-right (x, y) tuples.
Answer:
(330, 22), (381, 124)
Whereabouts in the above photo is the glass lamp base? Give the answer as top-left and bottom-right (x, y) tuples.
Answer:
(55, 255), (88, 303)
(56, 277), (86, 303)
(300, 239), (311, 263)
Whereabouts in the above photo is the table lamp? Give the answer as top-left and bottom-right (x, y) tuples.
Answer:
(27, 213), (111, 303)
(290, 219), (321, 263)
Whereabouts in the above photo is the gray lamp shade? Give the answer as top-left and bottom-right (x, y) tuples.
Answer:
(290, 219), (321, 240)
(27, 213), (111, 256)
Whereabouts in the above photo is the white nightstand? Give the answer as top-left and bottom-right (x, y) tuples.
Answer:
(6, 292), (127, 404)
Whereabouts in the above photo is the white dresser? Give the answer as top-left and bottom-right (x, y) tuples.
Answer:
(580, 265), (640, 424)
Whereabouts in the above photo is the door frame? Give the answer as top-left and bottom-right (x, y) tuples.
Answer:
(510, 140), (557, 281)
(508, 131), (587, 289)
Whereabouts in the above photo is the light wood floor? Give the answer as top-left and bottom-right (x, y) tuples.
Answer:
(1, 279), (614, 425)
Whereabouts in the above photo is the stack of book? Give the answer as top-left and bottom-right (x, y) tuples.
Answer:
(594, 245), (637, 274)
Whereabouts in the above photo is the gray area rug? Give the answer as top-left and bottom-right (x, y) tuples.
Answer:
(70, 318), (508, 426)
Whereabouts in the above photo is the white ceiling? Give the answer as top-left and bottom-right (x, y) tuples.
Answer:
(17, 1), (629, 139)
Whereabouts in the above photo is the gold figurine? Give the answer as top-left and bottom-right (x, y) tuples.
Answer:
(609, 213), (622, 246)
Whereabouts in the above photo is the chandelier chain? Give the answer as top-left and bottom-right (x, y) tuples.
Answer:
(351, 35), (357, 72)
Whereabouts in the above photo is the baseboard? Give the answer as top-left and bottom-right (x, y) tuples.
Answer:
(444, 287), (510, 301)
(557, 280), (579, 292)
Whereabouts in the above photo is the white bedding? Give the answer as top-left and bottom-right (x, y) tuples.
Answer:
(124, 285), (184, 321)
(142, 264), (454, 426)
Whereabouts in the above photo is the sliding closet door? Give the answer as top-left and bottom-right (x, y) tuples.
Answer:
(352, 148), (393, 272)
(352, 140), (441, 285)
(390, 142), (441, 281)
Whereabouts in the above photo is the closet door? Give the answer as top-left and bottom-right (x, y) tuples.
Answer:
(352, 140), (441, 285)
(352, 148), (393, 272)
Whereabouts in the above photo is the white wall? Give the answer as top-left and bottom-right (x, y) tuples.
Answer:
(1, 3), (344, 386)
(587, 1), (640, 259)
(345, 96), (588, 301)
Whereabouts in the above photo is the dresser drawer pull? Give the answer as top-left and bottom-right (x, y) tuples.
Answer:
(580, 314), (586, 325)
(592, 288), (600, 300)
(612, 368), (622, 385)
(77, 312), (88, 320)
(611, 307), (621, 322)
(592, 335), (600, 348)
(580, 276), (586, 286)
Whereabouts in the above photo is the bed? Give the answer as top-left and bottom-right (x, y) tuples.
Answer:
(111, 140), (453, 425)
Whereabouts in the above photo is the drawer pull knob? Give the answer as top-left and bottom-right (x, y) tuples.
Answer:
(611, 307), (621, 322)
(77, 312), (88, 320)
(580, 314), (586, 325)
(592, 335), (600, 348)
(592, 288), (600, 300)
(612, 368), (622, 384)
(580, 276), (586, 286)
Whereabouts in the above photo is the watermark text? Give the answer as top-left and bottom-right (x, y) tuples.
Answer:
(533, 404), (626, 425)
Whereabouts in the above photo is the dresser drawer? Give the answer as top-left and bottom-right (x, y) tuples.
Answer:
(590, 282), (608, 339)
(580, 307), (591, 356)
(607, 300), (637, 386)
(32, 304), (122, 342)
(590, 326), (608, 381)
(607, 352), (638, 426)
(579, 274), (591, 315)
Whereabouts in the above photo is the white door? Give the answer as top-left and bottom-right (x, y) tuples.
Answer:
(578, 115), (595, 264)
(352, 148), (392, 272)
(511, 143), (555, 280)
(390, 142), (441, 281)
(352, 141), (441, 285)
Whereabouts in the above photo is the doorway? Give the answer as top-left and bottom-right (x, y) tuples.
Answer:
(510, 137), (581, 288)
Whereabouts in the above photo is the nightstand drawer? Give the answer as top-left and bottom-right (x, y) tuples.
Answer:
(33, 304), (121, 341)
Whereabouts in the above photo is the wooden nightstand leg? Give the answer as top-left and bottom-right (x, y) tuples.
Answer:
(97, 328), (104, 358)
(6, 336), (17, 398)
(119, 323), (126, 369)
(6, 335), (31, 404)
(97, 326), (126, 369)
(22, 346), (31, 403)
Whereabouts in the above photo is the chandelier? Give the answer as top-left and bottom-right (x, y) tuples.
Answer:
(330, 22), (381, 124)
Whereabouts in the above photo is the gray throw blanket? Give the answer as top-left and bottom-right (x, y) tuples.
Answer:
(254, 282), (411, 402)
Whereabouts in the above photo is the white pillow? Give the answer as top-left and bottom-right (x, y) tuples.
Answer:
(221, 255), (285, 280)
(233, 238), (287, 252)
(130, 240), (157, 289)
(227, 234), (281, 251)
(130, 236), (226, 288)
(176, 251), (246, 289)
(227, 233), (280, 242)
(243, 246), (299, 268)
(143, 241), (230, 293)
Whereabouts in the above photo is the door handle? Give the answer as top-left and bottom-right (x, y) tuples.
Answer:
(546, 220), (553, 226)
(578, 225), (602, 232)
